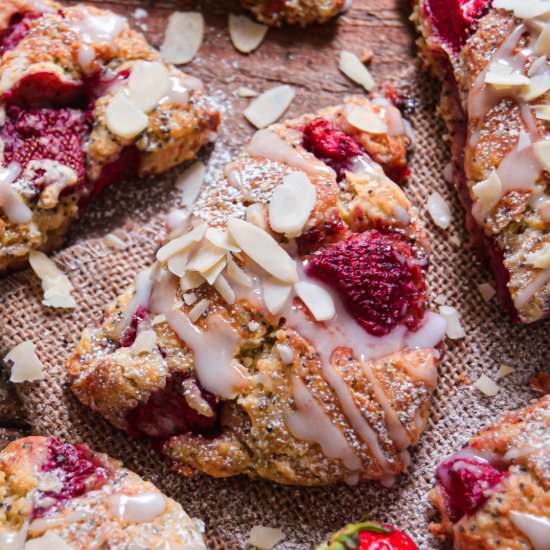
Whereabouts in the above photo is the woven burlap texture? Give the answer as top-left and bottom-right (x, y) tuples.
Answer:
(0, 7), (549, 549)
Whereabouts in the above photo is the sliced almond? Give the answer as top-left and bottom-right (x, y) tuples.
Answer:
(156, 223), (206, 262)
(236, 86), (258, 98)
(227, 218), (298, 283)
(127, 61), (170, 112)
(180, 271), (204, 292)
(496, 364), (514, 379)
(205, 227), (240, 251)
(473, 374), (500, 397)
(247, 526), (284, 550)
(535, 104), (550, 121)
(25, 532), (72, 550)
(427, 191), (452, 229)
(339, 50), (375, 91)
(202, 256), (227, 285)
(268, 172), (316, 236)
(226, 256), (253, 288)
(472, 170), (502, 219)
(346, 106), (387, 134)
(228, 14), (268, 54)
(493, 0), (550, 19)
(535, 24), (550, 55)
(213, 273), (236, 304)
(525, 242), (550, 269)
(244, 85), (295, 129)
(106, 91), (148, 139)
(294, 280), (336, 321)
(129, 329), (157, 354)
(439, 305), (466, 340)
(176, 161), (205, 208)
(533, 139), (550, 170)
(262, 276), (292, 315)
(167, 250), (190, 277)
(104, 232), (127, 250)
(246, 203), (268, 230)
(160, 12), (204, 64)
(187, 242), (226, 274)
(5, 340), (45, 383)
(189, 298), (210, 322)
(521, 73), (550, 101)
(29, 251), (76, 309)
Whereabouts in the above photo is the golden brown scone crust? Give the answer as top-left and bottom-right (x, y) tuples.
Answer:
(413, 2), (550, 323)
(0, 436), (206, 548)
(241, 0), (347, 26)
(68, 98), (447, 487)
(0, 0), (219, 273)
(430, 396), (550, 549)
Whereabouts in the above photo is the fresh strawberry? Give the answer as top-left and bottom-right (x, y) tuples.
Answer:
(302, 118), (363, 180)
(423, 0), (491, 53)
(126, 373), (219, 440)
(1, 105), (88, 188)
(435, 453), (508, 522)
(34, 438), (110, 518)
(319, 521), (418, 550)
(306, 230), (428, 336)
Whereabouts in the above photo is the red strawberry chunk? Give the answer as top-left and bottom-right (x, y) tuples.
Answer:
(302, 118), (363, 181)
(436, 453), (508, 522)
(1, 105), (88, 191)
(306, 230), (428, 336)
(34, 437), (110, 518)
(423, 0), (491, 53)
(0, 12), (41, 55)
(126, 374), (220, 440)
(119, 306), (150, 348)
(358, 525), (418, 550)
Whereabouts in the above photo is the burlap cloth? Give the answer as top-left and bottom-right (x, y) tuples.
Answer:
(0, 1), (548, 547)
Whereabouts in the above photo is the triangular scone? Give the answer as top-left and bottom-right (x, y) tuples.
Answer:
(68, 97), (448, 486)
(430, 395), (550, 548)
(0, 0), (220, 272)
(0, 436), (207, 548)
(413, 0), (550, 323)
(241, 0), (349, 26)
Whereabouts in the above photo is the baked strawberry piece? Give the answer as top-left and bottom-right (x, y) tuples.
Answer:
(68, 98), (448, 486)
(0, 0), (219, 272)
(318, 520), (418, 550)
(240, 0), (349, 26)
(430, 396), (550, 549)
(413, 0), (550, 323)
(0, 436), (207, 548)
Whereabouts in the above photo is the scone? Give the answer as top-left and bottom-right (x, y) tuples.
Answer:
(430, 395), (550, 549)
(241, 0), (349, 26)
(0, 436), (206, 549)
(68, 97), (448, 486)
(0, 0), (220, 272)
(413, 0), (550, 323)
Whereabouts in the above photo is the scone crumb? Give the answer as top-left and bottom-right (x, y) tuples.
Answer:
(247, 526), (284, 549)
(439, 305), (466, 339)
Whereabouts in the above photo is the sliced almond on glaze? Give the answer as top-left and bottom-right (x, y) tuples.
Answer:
(127, 61), (170, 112)
(226, 256), (253, 288)
(268, 172), (316, 236)
(263, 276), (292, 315)
(227, 218), (298, 283)
(160, 12), (204, 64)
(525, 243), (550, 269)
(339, 50), (375, 91)
(345, 106), (387, 134)
(228, 14), (268, 53)
(213, 273), (236, 304)
(521, 73), (550, 101)
(180, 271), (204, 292)
(533, 139), (550, 170)
(294, 281), (335, 321)
(187, 242), (226, 274)
(205, 227), (240, 251)
(535, 24), (550, 55)
(246, 203), (268, 230)
(156, 223), (206, 262)
(244, 85), (295, 129)
(202, 256), (227, 285)
(167, 250), (190, 277)
(106, 91), (148, 139)
(535, 104), (550, 121)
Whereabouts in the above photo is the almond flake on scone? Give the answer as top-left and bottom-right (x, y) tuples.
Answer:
(240, 0), (349, 27)
(67, 97), (448, 487)
(412, 0), (550, 323)
(430, 396), (550, 549)
(0, 0), (220, 273)
(0, 436), (206, 548)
